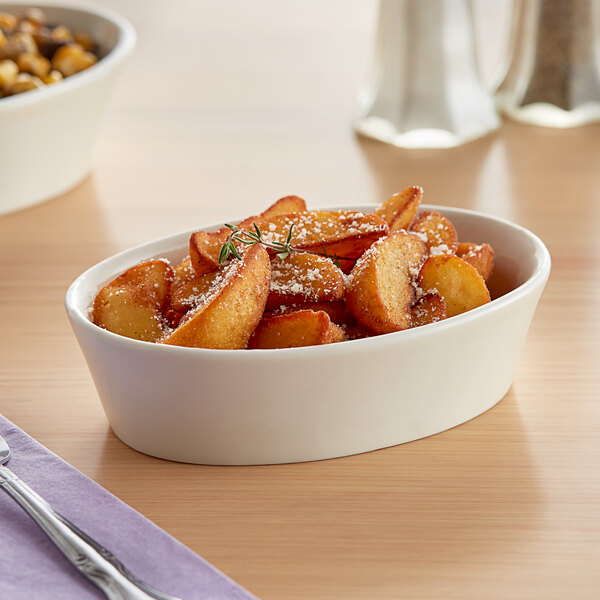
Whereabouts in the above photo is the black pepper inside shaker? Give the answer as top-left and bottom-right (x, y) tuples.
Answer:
(495, 0), (600, 127)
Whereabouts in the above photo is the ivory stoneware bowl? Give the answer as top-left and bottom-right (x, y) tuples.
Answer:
(65, 205), (551, 465)
(0, 2), (135, 216)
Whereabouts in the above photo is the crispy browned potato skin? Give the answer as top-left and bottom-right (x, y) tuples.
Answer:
(265, 300), (352, 326)
(92, 259), (174, 342)
(266, 253), (345, 311)
(346, 230), (427, 334)
(248, 310), (344, 349)
(410, 210), (458, 255)
(456, 242), (495, 282)
(252, 210), (388, 250)
(161, 245), (270, 349)
(171, 256), (198, 307)
(411, 293), (447, 328)
(375, 186), (422, 231)
(418, 255), (491, 317)
(170, 270), (221, 314)
(237, 195), (307, 229)
(165, 256), (198, 328)
(172, 256), (195, 285)
(189, 229), (227, 277)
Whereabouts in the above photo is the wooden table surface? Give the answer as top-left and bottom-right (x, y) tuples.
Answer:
(1, 1), (599, 598)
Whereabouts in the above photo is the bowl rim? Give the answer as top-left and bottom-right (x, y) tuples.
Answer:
(0, 0), (136, 111)
(65, 204), (552, 358)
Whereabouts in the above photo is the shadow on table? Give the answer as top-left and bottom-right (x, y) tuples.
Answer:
(93, 387), (540, 596)
(355, 129), (499, 209)
(0, 173), (117, 271)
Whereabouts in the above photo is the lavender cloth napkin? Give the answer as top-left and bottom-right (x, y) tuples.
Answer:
(0, 415), (258, 600)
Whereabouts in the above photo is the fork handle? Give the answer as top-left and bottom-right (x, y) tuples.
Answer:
(0, 465), (180, 600)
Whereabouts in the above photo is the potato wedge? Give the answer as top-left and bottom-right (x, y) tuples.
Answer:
(410, 210), (458, 255)
(411, 293), (447, 327)
(237, 195), (307, 228)
(170, 270), (221, 314)
(456, 242), (495, 282)
(255, 210), (388, 271)
(248, 310), (344, 349)
(172, 255), (195, 285)
(375, 186), (422, 231)
(346, 230), (427, 333)
(266, 253), (345, 310)
(92, 259), (173, 342)
(189, 229), (228, 277)
(417, 255), (490, 317)
(166, 256), (202, 326)
(266, 300), (352, 326)
(161, 245), (270, 349)
(171, 255), (198, 299)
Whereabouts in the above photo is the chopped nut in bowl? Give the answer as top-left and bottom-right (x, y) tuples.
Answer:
(0, 4), (135, 215)
(0, 6), (100, 98)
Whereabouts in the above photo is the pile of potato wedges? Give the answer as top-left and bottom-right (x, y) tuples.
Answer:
(92, 188), (495, 349)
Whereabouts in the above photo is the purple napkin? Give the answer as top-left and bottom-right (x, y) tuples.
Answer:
(0, 415), (258, 600)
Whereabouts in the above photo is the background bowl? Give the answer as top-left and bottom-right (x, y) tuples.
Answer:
(66, 205), (551, 465)
(0, 2), (135, 216)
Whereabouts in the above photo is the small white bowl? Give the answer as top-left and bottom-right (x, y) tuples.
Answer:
(66, 205), (551, 465)
(0, 2), (135, 216)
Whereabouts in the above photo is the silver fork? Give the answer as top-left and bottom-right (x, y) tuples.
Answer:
(0, 433), (181, 600)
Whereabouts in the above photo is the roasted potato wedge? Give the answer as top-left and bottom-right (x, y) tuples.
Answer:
(172, 255), (195, 286)
(279, 301), (370, 340)
(189, 229), (228, 277)
(170, 270), (221, 314)
(418, 255), (491, 317)
(168, 255), (220, 321)
(411, 293), (447, 327)
(237, 195), (307, 228)
(346, 230), (427, 333)
(92, 259), (173, 342)
(266, 300), (352, 326)
(248, 309), (344, 349)
(375, 186), (422, 231)
(255, 210), (389, 272)
(410, 210), (458, 255)
(267, 253), (345, 310)
(456, 242), (495, 282)
(161, 245), (270, 349)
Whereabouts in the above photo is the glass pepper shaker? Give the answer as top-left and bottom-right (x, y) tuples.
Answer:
(495, 0), (600, 127)
(354, 0), (499, 148)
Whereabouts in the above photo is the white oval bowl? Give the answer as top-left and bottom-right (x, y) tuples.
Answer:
(0, 2), (136, 216)
(66, 205), (551, 465)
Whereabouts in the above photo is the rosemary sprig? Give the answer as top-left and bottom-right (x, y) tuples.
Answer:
(218, 222), (356, 268)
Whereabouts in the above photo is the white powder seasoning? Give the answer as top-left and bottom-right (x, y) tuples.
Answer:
(429, 244), (452, 256)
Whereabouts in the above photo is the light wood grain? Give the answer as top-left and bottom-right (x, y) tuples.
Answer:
(1, 1), (599, 598)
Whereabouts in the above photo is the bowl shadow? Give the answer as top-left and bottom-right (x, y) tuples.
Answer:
(355, 128), (499, 208)
(91, 388), (540, 594)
